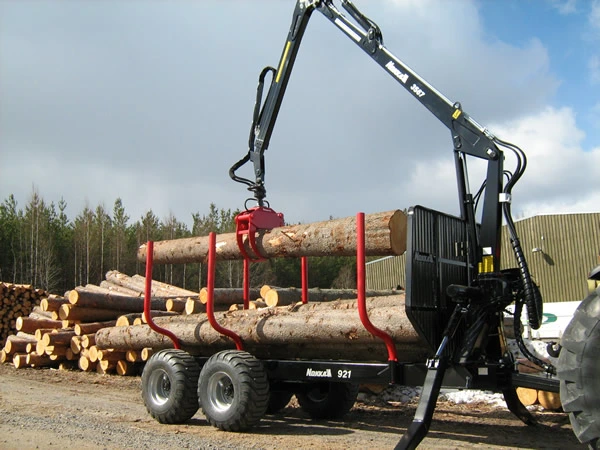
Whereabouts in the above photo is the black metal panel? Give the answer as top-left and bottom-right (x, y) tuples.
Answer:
(406, 206), (474, 353)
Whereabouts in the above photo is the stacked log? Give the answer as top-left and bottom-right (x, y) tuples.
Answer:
(1, 272), (192, 375)
(0, 282), (47, 345)
(96, 294), (429, 362)
(138, 210), (407, 264)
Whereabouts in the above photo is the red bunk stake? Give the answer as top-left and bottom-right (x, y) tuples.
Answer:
(143, 241), (180, 349)
(243, 258), (250, 309)
(301, 256), (309, 304)
(207, 232), (244, 351)
(356, 213), (398, 362)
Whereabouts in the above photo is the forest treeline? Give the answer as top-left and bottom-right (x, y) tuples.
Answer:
(0, 192), (356, 294)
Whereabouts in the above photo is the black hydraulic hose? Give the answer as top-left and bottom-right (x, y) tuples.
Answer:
(513, 300), (556, 375)
(510, 235), (542, 330)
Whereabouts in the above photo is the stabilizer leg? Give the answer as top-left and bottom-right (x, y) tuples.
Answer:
(395, 357), (447, 450)
(502, 388), (537, 426)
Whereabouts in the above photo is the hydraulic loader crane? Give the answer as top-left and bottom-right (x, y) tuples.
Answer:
(140, 2), (600, 449)
(228, 1), (599, 448)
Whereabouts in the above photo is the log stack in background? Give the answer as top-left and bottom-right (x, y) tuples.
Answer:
(0, 271), (195, 375)
(0, 282), (47, 346)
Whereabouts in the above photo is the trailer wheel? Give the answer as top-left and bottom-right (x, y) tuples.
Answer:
(266, 390), (294, 414)
(296, 382), (359, 420)
(558, 289), (600, 449)
(141, 349), (201, 424)
(198, 350), (269, 431)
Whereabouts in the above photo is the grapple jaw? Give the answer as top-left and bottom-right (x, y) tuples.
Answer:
(235, 206), (285, 261)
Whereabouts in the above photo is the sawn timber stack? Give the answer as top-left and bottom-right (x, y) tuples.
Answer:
(137, 209), (407, 264)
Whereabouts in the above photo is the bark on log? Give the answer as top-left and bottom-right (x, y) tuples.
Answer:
(40, 295), (69, 312)
(104, 271), (198, 299)
(74, 321), (117, 336)
(15, 316), (62, 334)
(69, 286), (186, 313)
(12, 353), (28, 368)
(198, 288), (262, 305)
(42, 330), (76, 347)
(4, 335), (37, 354)
(264, 287), (403, 307)
(138, 210), (407, 264)
(58, 304), (123, 322)
(99, 281), (143, 297)
(96, 302), (427, 362)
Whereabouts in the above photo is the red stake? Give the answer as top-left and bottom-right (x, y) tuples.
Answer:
(143, 241), (180, 349)
(206, 232), (244, 350)
(356, 213), (397, 361)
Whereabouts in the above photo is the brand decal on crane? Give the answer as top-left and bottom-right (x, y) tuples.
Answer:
(306, 368), (332, 378)
(385, 61), (408, 83)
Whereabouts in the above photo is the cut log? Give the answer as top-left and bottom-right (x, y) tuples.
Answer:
(40, 295), (69, 312)
(12, 353), (28, 368)
(138, 210), (407, 264)
(228, 300), (267, 311)
(131, 275), (198, 298)
(165, 298), (186, 313)
(68, 287), (181, 313)
(116, 359), (136, 376)
(15, 316), (62, 334)
(263, 287), (403, 307)
(185, 299), (206, 315)
(97, 359), (117, 374)
(97, 349), (126, 362)
(125, 350), (142, 363)
(80, 333), (96, 348)
(104, 272), (198, 299)
(27, 353), (63, 367)
(95, 302), (426, 362)
(42, 330), (76, 347)
(199, 288), (262, 305)
(74, 320), (117, 336)
(116, 311), (180, 327)
(70, 336), (82, 354)
(58, 304), (123, 322)
(260, 285), (276, 298)
(88, 346), (99, 362)
(538, 390), (562, 410)
(78, 355), (96, 372)
(99, 281), (143, 296)
(3, 335), (37, 354)
(516, 387), (538, 406)
(141, 348), (154, 361)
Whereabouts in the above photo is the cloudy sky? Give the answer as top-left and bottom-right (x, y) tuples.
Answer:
(1, 0), (599, 228)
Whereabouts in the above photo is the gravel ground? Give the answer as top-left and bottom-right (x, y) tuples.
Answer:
(0, 363), (584, 450)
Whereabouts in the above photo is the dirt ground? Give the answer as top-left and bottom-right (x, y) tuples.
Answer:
(0, 363), (584, 450)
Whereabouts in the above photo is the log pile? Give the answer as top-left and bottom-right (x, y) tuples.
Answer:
(0, 271), (195, 375)
(0, 282), (47, 345)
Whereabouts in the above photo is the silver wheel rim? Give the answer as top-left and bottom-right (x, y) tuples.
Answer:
(207, 371), (234, 413)
(148, 368), (171, 406)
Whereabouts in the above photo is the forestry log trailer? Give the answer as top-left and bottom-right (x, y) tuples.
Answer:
(140, 1), (600, 448)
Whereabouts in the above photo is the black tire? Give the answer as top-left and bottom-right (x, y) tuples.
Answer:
(296, 382), (359, 420)
(141, 349), (201, 424)
(558, 288), (600, 449)
(266, 390), (294, 414)
(198, 350), (269, 431)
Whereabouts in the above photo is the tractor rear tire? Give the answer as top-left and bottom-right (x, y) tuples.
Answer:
(558, 288), (600, 450)
(198, 350), (269, 431)
(141, 349), (201, 424)
(296, 382), (359, 420)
